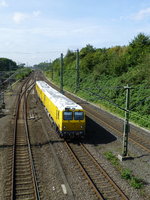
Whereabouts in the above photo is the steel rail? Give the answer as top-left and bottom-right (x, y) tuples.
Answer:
(11, 77), (31, 200)
(11, 76), (40, 200)
(65, 141), (129, 200)
(80, 143), (128, 199)
(43, 78), (150, 154)
(24, 82), (41, 199)
(64, 141), (104, 200)
(85, 110), (150, 153)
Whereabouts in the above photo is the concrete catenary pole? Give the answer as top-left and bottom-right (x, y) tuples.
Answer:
(122, 84), (130, 157)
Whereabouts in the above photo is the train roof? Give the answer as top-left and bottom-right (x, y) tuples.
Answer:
(36, 81), (83, 111)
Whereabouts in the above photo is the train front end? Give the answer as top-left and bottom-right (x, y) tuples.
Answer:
(60, 107), (85, 138)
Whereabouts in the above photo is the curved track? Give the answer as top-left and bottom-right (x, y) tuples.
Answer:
(6, 76), (40, 200)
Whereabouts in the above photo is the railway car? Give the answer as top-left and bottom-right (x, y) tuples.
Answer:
(36, 81), (85, 138)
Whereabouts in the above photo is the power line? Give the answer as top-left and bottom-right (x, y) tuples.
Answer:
(80, 87), (149, 113)
(130, 112), (150, 122)
(80, 88), (126, 111)
(130, 96), (150, 110)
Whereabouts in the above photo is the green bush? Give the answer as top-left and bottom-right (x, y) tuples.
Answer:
(130, 177), (143, 189)
(15, 68), (32, 80)
(121, 169), (132, 180)
(104, 152), (119, 166)
(104, 152), (144, 190)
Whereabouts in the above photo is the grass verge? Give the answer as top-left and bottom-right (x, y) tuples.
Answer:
(104, 151), (144, 189)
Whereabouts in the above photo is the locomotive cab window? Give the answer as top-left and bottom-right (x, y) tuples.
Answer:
(63, 111), (73, 120)
(74, 111), (84, 120)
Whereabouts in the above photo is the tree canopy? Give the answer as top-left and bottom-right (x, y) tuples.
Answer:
(0, 58), (17, 71)
(42, 33), (150, 129)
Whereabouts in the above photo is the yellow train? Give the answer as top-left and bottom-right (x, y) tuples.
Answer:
(36, 81), (85, 138)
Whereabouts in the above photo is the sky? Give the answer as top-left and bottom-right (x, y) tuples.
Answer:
(0, 0), (150, 66)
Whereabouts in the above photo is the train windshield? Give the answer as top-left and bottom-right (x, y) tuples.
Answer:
(74, 111), (84, 120)
(63, 111), (73, 120)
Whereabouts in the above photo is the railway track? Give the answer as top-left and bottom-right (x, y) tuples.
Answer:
(5, 76), (40, 200)
(85, 109), (150, 153)
(39, 71), (150, 155)
(45, 78), (150, 154)
(65, 141), (128, 200)
(55, 85), (150, 154)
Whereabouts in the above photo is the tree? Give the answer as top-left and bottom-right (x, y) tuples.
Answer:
(0, 58), (17, 71)
(33, 62), (50, 71)
(80, 44), (96, 58)
(125, 33), (150, 67)
(64, 49), (75, 67)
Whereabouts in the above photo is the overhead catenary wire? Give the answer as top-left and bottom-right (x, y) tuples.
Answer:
(80, 88), (126, 112)
(130, 96), (150, 110)
(130, 112), (150, 122)
(38, 50), (150, 128)
(80, 86), (149, 113)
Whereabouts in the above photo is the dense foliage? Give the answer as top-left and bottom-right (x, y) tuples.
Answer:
(38, 33), (150, 129)
(15, 68), (32, 80)
(0, 57), (32, 84)
(0, 58), (17, 71)
(33, 62), (50, 71)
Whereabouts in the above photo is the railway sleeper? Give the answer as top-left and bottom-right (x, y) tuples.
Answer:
(15, 167), (31, 171)
(15, 174), (32, 178)
(15, 163), (31, 167)
(104, 189), (119, 194)
(15, 193), (35, 198)
(106, 197), (121, 200)
(15, 178), (33, 183)
(16, 184), (34, 189)
(16, 182), (34, 187)
(16, 189), (35, 195)
(16, 197), (35, 200)
(16, 169), (31, 173)
(16, 149), (29, 153)
(17, 154), (29, 160)
(98, 183), (112, 189)
(15, 158), (30, 162)
(15, 154), (29, 158)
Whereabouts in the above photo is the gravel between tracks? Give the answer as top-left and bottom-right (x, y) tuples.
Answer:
(67, 92), (150, 200)
(0, 79), (150, 199)
(46, 77), (150, 199)
(0, 84), (19, 199)
(30, 91), (99, 200)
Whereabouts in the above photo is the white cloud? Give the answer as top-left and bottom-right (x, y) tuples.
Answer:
(132, 7), (150, 20)
(13, 12), (29, 24)
(33, 10), (41, 17)
(12, 11), (41, 24)
(2, 13), (148, 65)
(0, 0), (8, 7)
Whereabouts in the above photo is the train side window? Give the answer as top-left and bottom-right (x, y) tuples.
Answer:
(63, 111), (73, 120)
(74, 111), (84, 120)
